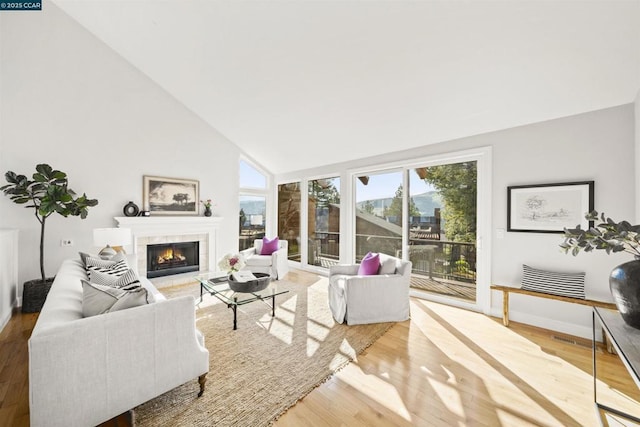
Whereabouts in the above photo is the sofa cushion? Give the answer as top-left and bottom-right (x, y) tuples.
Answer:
(379, 257), (397, 275)
(79, 252), (94, 267)
(83, 251), (126, 266)
(245, 254), (274, 267)
(260, 237), (279, 255)
(358, 252), (380, 276)
(82, 280), (150, 317)
(90, 268), (141, 290)
(86, 254), (129, 277)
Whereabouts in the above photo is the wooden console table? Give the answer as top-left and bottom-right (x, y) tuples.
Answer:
(593, 307), (640, 424)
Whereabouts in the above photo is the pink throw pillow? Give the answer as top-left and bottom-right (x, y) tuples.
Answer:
(260, 237), (279, 255)
(358, 252), (380, 276)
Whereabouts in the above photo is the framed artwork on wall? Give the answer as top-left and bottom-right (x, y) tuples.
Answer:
(143, 175), (199, 216)
(507, 181), (594, 233)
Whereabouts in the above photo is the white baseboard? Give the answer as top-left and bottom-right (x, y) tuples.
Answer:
(488, 307), (594, 341)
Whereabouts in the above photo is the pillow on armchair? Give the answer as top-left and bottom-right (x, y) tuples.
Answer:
(358, 252), (380, 275)
(260, 237), (279, 255)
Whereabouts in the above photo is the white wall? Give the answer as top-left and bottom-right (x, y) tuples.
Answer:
(0, 4), (248, 303)
(277, 104), (635, 338)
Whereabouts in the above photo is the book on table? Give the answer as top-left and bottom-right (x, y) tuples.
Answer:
(209, 276), (228, 284)
(231, 271), (257, 283)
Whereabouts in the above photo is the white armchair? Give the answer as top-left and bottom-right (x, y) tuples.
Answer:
(328, 253), (411, 325)
(240, 238), (290, 280)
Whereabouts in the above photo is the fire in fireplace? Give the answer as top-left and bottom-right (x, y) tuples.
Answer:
(147, 241), (199, 278)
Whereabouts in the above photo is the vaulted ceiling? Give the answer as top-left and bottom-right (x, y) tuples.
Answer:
(54, 0), (640, 175)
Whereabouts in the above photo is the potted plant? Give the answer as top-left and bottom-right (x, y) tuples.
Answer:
(1, 164), (98, 312)
(561, 210), (640, 328)
(200, 199), (213, 217)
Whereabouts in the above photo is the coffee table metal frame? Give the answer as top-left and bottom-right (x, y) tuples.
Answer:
(196, 274), (289, 330)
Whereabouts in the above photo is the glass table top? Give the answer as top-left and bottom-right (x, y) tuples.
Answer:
(194, 273), (288, 306)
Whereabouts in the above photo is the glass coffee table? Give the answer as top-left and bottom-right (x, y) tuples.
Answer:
(195, 273), (289, 330)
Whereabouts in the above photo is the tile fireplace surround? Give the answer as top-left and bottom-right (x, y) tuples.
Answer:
(115, 216), (223, 288)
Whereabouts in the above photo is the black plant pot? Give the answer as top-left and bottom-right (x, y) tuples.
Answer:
(609, 260), (640, 329)
(22, 278), (54, 313)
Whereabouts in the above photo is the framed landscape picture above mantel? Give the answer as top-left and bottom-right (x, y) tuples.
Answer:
(507, 181), (594, 233)
(143, 175), (199, 216)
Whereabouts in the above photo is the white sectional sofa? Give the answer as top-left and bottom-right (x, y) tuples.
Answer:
(28, 256), (209, 427)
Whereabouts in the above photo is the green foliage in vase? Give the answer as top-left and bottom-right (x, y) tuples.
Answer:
(560, 210), (640, 258)
(1, 164), (99, 282)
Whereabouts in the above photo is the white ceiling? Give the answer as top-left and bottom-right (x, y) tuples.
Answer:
(54, 0), (640, 175)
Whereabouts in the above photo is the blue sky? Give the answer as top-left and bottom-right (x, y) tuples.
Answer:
(356, 171), (435, 202)
(240, 160), (435, 202)
(239, 160), (267, 188)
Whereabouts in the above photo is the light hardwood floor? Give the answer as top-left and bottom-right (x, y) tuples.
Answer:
(1, 269), (639, 426)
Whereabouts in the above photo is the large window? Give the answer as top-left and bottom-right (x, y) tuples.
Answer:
(278, 182), (301, 262)
(308, 177), (340, 268)
(239, 160), (267, 251)
(239, 195), (266, 251)
(355, 171), (404, 260)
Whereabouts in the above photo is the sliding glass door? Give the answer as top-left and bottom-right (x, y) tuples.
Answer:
(353, 160), (479, 305)
(408, 162), (477, 303)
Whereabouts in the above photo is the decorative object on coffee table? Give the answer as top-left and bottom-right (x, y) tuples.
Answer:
(218, 253), (245, 274)
(561, 210), (640, 328)
(1, 164), (98, 312)
(228, 272), (271, 293)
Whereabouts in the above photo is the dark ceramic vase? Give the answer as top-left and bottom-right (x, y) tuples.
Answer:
(204, 207), (212, 217)
(123, 201), (139, 217)
(609, 259), (640, 329)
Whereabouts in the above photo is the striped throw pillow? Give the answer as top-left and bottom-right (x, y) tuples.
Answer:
(86, 253), (129, 277)
(89, 268), (141, 290)
(521, 264), (586, 299)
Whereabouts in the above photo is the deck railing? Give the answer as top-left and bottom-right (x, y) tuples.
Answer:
(309, 232), (475, 283)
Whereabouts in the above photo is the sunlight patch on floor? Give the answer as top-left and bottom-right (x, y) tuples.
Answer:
(409, 298), (592, 426)
(336, 363), (413, 423)
(426, 376), (465, 418)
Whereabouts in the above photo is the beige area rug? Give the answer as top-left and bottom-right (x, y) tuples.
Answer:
(134, 275), (393, 426)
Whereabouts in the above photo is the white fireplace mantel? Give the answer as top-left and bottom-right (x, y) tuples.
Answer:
(115, 216), (223, 235)
(114, 216), (223, 282)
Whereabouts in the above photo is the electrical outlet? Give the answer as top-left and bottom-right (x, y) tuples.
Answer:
(60, 239), (74, 247)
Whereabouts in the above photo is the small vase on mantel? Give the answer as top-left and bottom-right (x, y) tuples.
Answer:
(204, 207), (212, 217)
